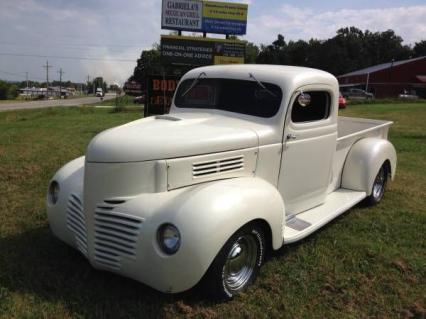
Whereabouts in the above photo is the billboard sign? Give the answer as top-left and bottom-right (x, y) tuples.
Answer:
(123, 80), (143, 95)
(161, 35), (245, 66)
(145, 75), (181, 116)
(202, 1), (247, 35)
(161, 0), (203, 32)
(161, 0), (248, 35)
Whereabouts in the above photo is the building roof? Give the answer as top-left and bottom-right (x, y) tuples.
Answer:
(338, 56), (426, 78)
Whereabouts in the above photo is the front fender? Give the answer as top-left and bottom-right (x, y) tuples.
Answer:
(124, 177), (285, 292)
(46, 156), (85, 246)
(341, 138), (397, 194)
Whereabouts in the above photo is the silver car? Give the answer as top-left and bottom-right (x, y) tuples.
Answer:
(342, 88), (374, 100)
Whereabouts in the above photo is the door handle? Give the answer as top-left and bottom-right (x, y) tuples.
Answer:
(286, 133), (297, 140)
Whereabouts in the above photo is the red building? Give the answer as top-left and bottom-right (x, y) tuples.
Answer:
(337, 56), (426, 98)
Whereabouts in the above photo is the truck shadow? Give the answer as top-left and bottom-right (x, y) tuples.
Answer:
(0, 204), (372, 316)
(0, 226), (208, 318)
(270, 203), (369, 259)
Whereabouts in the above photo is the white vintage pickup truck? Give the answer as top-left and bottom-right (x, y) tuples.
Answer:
(47, 65), (396, 299)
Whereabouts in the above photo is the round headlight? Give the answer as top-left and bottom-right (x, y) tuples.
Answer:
(48, 181), (60, 205)
(157, 223), (181, 255)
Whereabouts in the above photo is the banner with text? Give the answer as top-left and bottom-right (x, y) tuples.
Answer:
(145, 75), (181, 116)
(161, 0), (248, 35)
(160, 35), (245, 66)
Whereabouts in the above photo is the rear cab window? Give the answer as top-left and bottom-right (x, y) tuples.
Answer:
(175, 78), (283, 118)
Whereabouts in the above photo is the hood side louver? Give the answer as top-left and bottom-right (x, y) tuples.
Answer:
(193, 155), (244, 178)
(166, 148), (257, 190)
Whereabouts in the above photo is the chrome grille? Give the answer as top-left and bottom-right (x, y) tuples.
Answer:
(192, 155), (244, 178)
(94, 200), (143, 270)
(66, 193), (88, 257)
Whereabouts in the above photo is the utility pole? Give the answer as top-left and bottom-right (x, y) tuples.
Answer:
(87, 75), (90, 95)
(42, 60), (52, 98)
(58, 68), (65, 98)
(25, 72), (29, 88)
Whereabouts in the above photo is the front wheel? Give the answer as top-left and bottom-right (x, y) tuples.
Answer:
(202, 224), (265, 300)
(364, 164), (388, 206)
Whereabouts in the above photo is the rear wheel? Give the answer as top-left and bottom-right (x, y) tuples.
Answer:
(202, 224), (265, 300)
(364, 164), (388, 206)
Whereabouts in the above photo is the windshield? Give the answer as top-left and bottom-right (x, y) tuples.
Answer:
(174, 78), (283, 118)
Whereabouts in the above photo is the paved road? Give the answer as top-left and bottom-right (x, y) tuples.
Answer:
(0, 93), (116, 111)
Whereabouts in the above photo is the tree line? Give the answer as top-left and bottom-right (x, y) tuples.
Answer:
(129, 26), (426, 84)
(0, 81), (19, 100)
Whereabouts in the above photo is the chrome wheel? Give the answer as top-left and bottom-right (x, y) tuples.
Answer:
(372, 166), (385, 200)
(223, 234), (258, 293)
(203, 225), (264, 299)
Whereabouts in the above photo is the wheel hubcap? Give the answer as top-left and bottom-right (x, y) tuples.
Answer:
(223, 235), (258, 292)
(373, 167), (385, 199)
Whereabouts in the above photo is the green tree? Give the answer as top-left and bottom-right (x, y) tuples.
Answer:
(130, 47), (162, 84)
(245, 42), (259, 64)
(8, 84), (18, 99)
(256, 27), (417, 76)
(413, 40), (426, 57)
(0, 80), (19, 100)
(256, 34), (288, 64)
(0, 80), (10, 99)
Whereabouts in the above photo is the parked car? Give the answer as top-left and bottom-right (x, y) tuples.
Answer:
(342, 88), (374, 100)
(398, 90), (418, 100)
(339, 92), (347, 108)
(47, 65), (396, 299)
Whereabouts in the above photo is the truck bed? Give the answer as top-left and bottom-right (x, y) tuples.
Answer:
(328, 116), (393, 193)
(337, 116), (393, 140)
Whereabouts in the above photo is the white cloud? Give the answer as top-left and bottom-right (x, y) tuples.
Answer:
(0, 0), (161, 84)
(247, 4), (426, 45)
(1, 1), (425, 84)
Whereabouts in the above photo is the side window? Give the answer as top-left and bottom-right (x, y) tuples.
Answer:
(291, 91), (331, 123)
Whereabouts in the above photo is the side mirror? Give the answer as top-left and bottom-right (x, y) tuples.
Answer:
(298, 92), (311, 107)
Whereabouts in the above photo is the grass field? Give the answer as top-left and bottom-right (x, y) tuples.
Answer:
(0, 103), (425, 318)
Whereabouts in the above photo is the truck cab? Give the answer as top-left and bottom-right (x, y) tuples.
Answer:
(95, 87), (104, 97)
(47, 65), (396, 299)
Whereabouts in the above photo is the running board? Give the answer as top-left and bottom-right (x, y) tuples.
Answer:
(283, 189), (366, 244)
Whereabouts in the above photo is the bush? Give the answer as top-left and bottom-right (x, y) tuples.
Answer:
(0, 80), (19, 100)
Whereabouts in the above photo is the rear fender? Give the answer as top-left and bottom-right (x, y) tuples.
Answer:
(341, 138), (396, 194)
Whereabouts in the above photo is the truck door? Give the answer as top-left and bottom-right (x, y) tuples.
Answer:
(278, 86), (337, 215)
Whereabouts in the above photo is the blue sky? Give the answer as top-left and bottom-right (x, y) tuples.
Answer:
(0, 0), (425, 84)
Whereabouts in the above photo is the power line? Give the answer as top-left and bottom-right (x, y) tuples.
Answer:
(0, 69), (26, 77)
(0, 69), (45, 81)
(0, 40), (144, 48)
(0, 42), (143, 54)
(0, 52), (136, 62)
(58, 68), (65, 97)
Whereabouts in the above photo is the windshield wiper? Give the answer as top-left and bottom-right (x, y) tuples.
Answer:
(180, 72), (207, 97)
(249, 72), (278, 98)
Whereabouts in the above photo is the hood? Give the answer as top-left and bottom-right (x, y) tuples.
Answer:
(86, 113), (259, 163)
